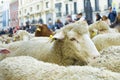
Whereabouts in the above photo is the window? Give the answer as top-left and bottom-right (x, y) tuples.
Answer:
(20, 0), (22, 5)
(108, 0), (112, 8)
(24, 9), (26, 13)
(19, 11), (21, 15)
(95, 0), (99, 11)
(1, 1), (3, 4)
(56, 12), (62, 17)
(55, 3), (62, 17)
(65, 4), (69, 15)
(30, 7), (33, 12)
(74, 2), (77, 14)
(46, 2), (49, 8)
(119, 3), (120, 9)
(37, 5), (39, 10)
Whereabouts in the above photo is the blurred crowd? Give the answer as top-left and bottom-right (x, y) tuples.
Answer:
(95, 7), (120, 28)
(0, 6), (120, 36)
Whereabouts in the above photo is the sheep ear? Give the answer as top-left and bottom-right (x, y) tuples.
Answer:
(53, 31), (65, 40)
(0, 48), (10, 54)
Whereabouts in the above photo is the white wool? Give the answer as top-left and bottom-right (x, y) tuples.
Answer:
(92, 33), (120, 51)
(89, 21), (110, 31)
(89, 46), (120, 72)
(30, 37), (50, 41)
(100, 46), (120, 55)
(0, 56), (119, 80)
(13, 30), (34, 41)
(0, 21), (100, 66)
(0, 35), (13, 44)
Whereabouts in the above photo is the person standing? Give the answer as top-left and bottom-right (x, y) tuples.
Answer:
(55, 19), (63, 30)
(64, 15), (73, 25)
(108, 7), (117, 24)
(110, 12), (120, 28)
(47, 21), (55, 32)
(96, 13), (101, 21)
(76, 13), (85, 21)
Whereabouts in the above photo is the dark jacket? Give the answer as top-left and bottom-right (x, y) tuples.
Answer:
(55, 22), (63, 29)
(108, 11), (117, 23)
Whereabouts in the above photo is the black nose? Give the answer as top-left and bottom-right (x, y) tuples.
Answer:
(54, 38), (57, 40)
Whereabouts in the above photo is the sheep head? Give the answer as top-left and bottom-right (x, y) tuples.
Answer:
(89, 21), (110, 38)
(52, 21), (100, 65)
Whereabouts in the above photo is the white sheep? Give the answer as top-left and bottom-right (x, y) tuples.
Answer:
(88, 46), (120, 72)
(0, 56), (120, 80)
(30, 37), (49, 41)
(13, 30), (34, 41)
(0, 21), (100, 66)
(99, 46), (120, 55)
(89, 21), (118, 38)
(0, 35), (13, 44)
(92, 33), (120, 51)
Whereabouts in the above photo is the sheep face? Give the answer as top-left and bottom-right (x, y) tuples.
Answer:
(89, 21), (110, 38)
(53, 29), (100, 65)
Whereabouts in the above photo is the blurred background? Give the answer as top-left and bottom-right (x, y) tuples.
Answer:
(0, 0), (120, 29)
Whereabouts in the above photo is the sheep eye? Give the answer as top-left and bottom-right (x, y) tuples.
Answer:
(70, 38), (76, 41)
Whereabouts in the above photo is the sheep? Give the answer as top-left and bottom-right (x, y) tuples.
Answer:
(92, 33), (120, 51)
(13, 30), (34, 41)
(30, 37), (50, 42)
(115, 25), (120, 32)
(0, 35), (13, 44)
(89, 21), (118, 38)
(99, 46), (120, 55)
(0, 56), (120, 80)
(88, 46), (120, 72)
(35, 24), (53, 37)
(0, 21), (100, 66)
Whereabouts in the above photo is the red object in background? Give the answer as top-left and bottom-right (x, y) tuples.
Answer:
(16, 26), (20, 30)
(13, 26), (20, 33)
(10, 0), (19, 27)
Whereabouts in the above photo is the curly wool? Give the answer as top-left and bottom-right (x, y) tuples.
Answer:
(0, 56), (120, 80)
(89, 21), (110, 31)
(89, 46), (120, 72)
(92, 33), (120, 51)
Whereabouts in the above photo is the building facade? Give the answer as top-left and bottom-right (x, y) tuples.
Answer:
(18, 0), (55, 26)
(18, 0), (120, 26)
(0, 0), (4, 28)
(10, 0), (19, 27)
(0, 0), (10, 28)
